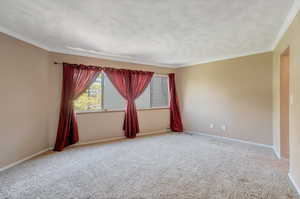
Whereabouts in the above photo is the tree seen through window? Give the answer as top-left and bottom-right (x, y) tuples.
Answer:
(74, 73), (102, 112)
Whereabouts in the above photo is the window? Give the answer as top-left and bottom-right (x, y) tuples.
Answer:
(74, 73), (103, 112)
(103, 73), (125, 110)
(74, 73), (169, 112)
(150, 75), (169, 108)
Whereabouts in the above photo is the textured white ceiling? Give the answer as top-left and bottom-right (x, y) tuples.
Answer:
(0, 0), (295, 67)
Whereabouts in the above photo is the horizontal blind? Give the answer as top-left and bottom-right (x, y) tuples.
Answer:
(150, 76), (169, 108)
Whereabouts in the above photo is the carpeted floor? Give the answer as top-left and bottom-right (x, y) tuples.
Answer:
(0, 133), (299, 199)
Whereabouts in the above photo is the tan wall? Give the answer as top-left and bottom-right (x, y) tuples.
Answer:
(176, 52), (273, 145)
(273, 11), (300, 189)
(47, 52), (174, 146)
(0, 33), (49, 167)
(0, 33), (174, 169)
(76, 109), (170, 142)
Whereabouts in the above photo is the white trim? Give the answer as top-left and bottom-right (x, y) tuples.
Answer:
(76, 136), (125, 146)
(186, 131), (273, 149)
(0, 26), (274, 68)
(0, 24), (274, 68)
(1, 3), (298, 68)
(1, 130), (169, 171)
(271, 0), (300, 50)
(49, 48), (178, 68)
(54, 129), (170, 148)
(76, 107), (169, 115)
(1, 1), (299, 68)
(153, 73), (169, 78)
(288, 172), (300, 196)
(0, 25), (176, 68)
(0, 148), (51, 172)
(137, 129), (170, 137)
(177, 50), (272, 68)
(272, 146), (281, 159)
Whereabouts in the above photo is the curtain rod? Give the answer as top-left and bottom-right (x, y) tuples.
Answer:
(53, 62), (170, 76)
(54, 62), (103, 66)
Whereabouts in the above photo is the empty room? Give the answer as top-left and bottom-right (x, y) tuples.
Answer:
(1, 0), (300, 198)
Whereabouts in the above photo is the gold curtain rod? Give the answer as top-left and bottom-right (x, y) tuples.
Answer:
(53, 62), (170, 76)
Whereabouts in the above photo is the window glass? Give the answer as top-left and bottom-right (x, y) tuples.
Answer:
(103, 73), (126, 110)
(74, 73), (102, 112)
(150, 75), (169, 107)
(74, 72), (169, 112)
(136, 85), (151, 109)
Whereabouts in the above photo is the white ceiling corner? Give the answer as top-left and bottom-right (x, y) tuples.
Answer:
(179, 49), (273, 68)
(48, 47), (180, 68)
(0, 0), (297, 68)
(271, 0), (300, 50)
(0, 24), (51, 51)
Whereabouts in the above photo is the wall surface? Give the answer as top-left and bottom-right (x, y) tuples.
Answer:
(2, 13), (299, 193)
(176, 52), (273, 145)
(273, 11), (300, 190)
(0, 33), (49, 168)
(0, 33), (174, 169)
(47, 52), (175, 146)
(77, 109), (170, 142)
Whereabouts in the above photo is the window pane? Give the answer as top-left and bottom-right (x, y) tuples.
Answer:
(75, 73), (169, 112)
(150, 75), (169, 107)
(74, 73), (102, 112)
(104, 73), (151, 110)
(136, 85), (151, 109)
(103, 73), (126, 110)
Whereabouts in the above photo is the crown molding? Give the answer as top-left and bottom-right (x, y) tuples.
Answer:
(0, 25), (179, 68)
(1, 1), (298, 69)
(0, 24), (273, 68)
(48, 48), (179, 68)
(271, 0), (300, 50)
(176, 49), (272, 68)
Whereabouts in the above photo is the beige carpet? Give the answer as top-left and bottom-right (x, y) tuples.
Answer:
(0, 133), (298, 199)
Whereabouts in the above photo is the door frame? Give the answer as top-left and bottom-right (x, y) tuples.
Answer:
(280, 47), (290, 159)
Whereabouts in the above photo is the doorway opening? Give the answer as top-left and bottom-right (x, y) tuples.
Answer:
(280, 47), (290, 159)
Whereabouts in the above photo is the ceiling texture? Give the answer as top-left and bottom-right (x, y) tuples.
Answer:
(0, 0), (296, 67)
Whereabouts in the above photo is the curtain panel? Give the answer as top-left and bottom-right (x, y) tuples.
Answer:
(168, 73), (183, 132)
(104, 68), (154, 138)
(54, 63), (183, 151)
(54, 63), (102, 151)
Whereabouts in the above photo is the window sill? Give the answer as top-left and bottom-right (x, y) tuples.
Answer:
(76, 107), (169, 115)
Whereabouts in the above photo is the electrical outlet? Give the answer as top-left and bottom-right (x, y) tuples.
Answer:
(221, 125), (226, 131)
(210, 124), (214, 128)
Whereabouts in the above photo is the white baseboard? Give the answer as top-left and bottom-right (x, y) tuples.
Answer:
(0, 148), (51, 172)
(186, 131), (273, 149)
(76, 129), (169, 147)
(1, 130), (169, 172)
(76, 136), (125, 146)
(272, 146), (281, 159)
(288, 173), (300, 196)
(46, 129), (170, 149)
(138, 129), (170, 137)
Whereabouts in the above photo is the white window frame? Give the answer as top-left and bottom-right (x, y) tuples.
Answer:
(149, 74), (170, 109)
(75, 72), (170, 114)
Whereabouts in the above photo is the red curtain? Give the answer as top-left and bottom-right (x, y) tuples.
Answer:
(168, 73), (183, 132)
(105, 68), (154, 138)
(54, 63), (102, 151)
